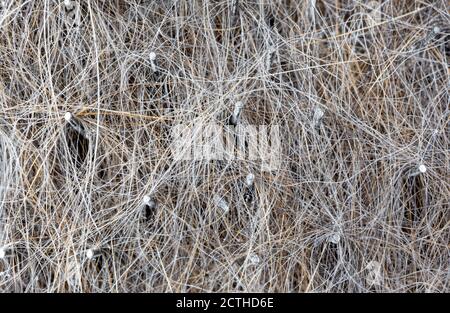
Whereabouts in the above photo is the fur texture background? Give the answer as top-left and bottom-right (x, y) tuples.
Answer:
(0, 0), (449, 292)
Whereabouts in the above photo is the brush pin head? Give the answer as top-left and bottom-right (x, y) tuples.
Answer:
(246, 173), (255, 187)
(64, 112), (73, 122)
(143, 195), (156, 209)
(328, 233), (341, 244)
(418, 164), (427, 173)
(86, 249), (94, 260)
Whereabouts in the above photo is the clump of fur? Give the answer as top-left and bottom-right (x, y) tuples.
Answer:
(0, 0), (448, 292)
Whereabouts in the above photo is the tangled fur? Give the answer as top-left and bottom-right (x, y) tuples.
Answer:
(0, 0), (449, 292)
